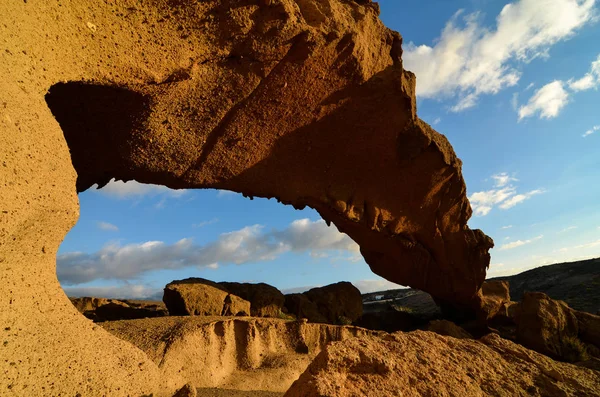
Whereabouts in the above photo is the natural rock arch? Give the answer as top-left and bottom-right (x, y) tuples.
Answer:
(1, 0), (492, 395)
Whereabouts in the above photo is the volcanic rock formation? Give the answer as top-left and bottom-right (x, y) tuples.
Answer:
(1, 0), (492, 394)
(284, 331), (600, 396)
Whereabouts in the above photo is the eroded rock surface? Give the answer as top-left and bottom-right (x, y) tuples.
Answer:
(219, 281), (285, 317)
(285, 331), (600, 397)
(1, 0), (492, 394)
(164, 278), (251, 317)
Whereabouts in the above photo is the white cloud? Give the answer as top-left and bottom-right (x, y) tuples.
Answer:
(469, 173), (544, 216)
(403, 0), (596, 110)
(501, 225), (513, 229)
(63, 284), (162, 300)
(526, 82), (535, 90)
(511, 92), (519, 111)
(351, 279), (405, 294)
(216, 190), (239, 198)
(492, 172), (518, 187)
(498, 189), (545, 209)
(518, 81), (569, 120)
(558, 226), (578, 233)
(432, 117), (441, 125)
(192, 218), (219, 228)
(97, 221), (118, 232)
(94, 179), (186, 199)
(520, 54), (600, 119)
(583, 125), (600, 137)
(58, 219), (359, 285)
(498, 234), (543, 250)
(568, 54), (600, 91)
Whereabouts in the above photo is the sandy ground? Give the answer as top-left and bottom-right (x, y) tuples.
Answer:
(198, 388), (283, 397)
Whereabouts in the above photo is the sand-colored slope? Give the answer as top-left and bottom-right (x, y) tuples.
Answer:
(102, 316), (382, 393)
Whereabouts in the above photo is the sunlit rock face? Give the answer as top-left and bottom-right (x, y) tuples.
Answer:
(1, 0), (492, 394)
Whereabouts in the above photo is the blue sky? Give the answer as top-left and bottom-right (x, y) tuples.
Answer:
(58, 0), (600, 299)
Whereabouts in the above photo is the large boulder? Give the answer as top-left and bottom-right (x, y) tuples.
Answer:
(517, 292), (580, 361)
(219, 282), (285, 317)
(164, 278), (250, 317)
(1, 0), (492, 393)
(285, 331), (600, 397)
(284, 293), (327, 323)
(285, 282), (363, 324)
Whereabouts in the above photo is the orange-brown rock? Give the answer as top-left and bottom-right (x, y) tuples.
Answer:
(285, 331), (600, 397)
(574, 310), (600, 350)
(70, 297), (168, 322)
(1, 0), (492, 394)
(427, 319), (473, 339)
(219, 281), (285, 317)
(478, 280), (512, 320)
(164, 278), (251, 317)
(517, 292), (580, 361)
(102, 316), (382, 393)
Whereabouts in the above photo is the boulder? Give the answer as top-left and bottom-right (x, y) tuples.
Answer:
(574, 310), (600, 350)
(285, 331), (600, 397)
(285, 282), (363, 324)
(164, 278), (250, 317)
(304, 282), (363, 324)
(517, 292), (580, 361)
(284, 294), (328, 324)
(219, 282), (285, 317)
(478, 280), (511, 320)
(427, 320), (473, 339)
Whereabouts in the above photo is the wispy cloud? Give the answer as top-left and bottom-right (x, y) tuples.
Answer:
(583, 125), (600, 137)
(192, 218), (219, 228)
(403, 0), (596, 111)
(501, 225), (513, 230)
(97, 221), (118, 232)
(518, 81), (569, 120)
(93, 179), (186, 200)
(469, 173), (544, 216)
(558, 226), (577, 233)
(58, 219), (359, 285)
(216, 190), (239, 198)
(63, 284), (162, 300)
(432, 117), (441, 125)
(520, 54), (600, 120)
(498, 235), (543, 251)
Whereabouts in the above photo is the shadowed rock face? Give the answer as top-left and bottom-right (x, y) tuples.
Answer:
(43, 0), (492, 308)
(1, 0), (492, 394)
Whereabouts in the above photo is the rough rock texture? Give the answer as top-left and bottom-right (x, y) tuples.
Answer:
(517, 292), (580, 361)
(427, 319), (473, 339)
(102, 316), (381, 393)
(478, 280), (511, 320)
(285, 331), (600, 397)
(70, 297), (168, 322)
(574, 310), (600, 350)
(284, 282), (363, 324)
(219, 282), (285, 317)
(164, 278), (251, 316)
(285, 293), (327, 323)
(1, 0), (492, 394)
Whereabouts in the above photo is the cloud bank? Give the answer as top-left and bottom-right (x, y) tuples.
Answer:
(403, 0), (596, 111)
(58, 219), (359, 285)
(469, 172), (544, 216)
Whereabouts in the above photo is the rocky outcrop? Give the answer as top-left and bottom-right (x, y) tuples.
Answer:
(219, 282), (285, 317)
(102, 316), (381, 393)
(478, 280), (512, 320)
(285, 331), (600, 397)
(517, 292), (580, 361)
(1, 0), (492, 394)
(427, 320), (473, 339)
(70, 297), (168, 322)
(164, 278), (250, 317)
(285, 282), (363, 324)
(574, 310), (600, 351)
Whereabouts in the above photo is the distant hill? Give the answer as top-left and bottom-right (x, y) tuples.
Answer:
(492, 257), (600, 314)
(362, 257), (600, 315)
